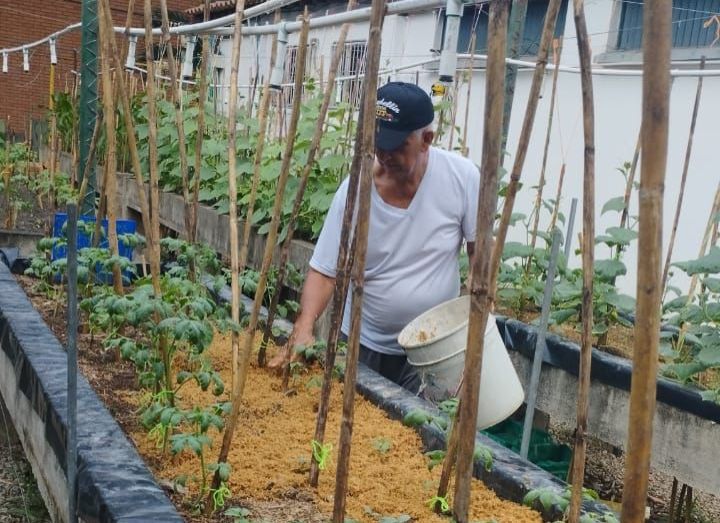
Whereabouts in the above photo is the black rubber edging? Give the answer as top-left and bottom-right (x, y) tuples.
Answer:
(496, 315), (720, 424)
(208, 282), (616, 522)
(0, 263), (183, 522)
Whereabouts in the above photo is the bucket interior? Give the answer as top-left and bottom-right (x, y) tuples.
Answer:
(398, 296), (470, 349)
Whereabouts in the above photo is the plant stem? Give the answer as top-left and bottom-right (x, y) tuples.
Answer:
(620, 1), (671, 522)
(662, 57), (705, 293)
(529, 38), (562, 256)
(331, 2), (385, 521)
(567, 0), (596, 520)
(461, 32), (476, 158)
(452, 2), (509, 522)
(259, 0), (357, 367)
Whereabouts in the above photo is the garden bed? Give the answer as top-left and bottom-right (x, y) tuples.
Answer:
(14, 270), (542, 522)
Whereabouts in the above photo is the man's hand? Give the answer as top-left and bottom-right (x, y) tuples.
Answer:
(267, 324), (315, 371)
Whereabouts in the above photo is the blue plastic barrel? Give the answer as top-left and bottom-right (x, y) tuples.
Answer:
(51, 212), (137, 261)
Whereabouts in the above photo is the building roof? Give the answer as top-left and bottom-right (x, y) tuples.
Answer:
(185, 0), (268, 16)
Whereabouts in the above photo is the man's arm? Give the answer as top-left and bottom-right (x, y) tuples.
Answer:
(293, 268), (336, 343)
(269, 268), (335, 368)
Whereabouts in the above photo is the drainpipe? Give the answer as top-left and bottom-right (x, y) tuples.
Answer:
(269, 23), (289, 90)
(125, 36), (137, 70)
(438, 0), (463, 84)
(182, 36), (197, 78)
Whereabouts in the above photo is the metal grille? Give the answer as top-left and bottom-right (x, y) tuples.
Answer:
(281, 40), (318, 107)
(335, 40), (367, 107)
(616, 0), (720, 50)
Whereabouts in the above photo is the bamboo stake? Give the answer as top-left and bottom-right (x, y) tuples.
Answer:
(258, 0), (357, 368)
(687, 179), (720, 301)
(158, 0), (192, 238)
(661, 57), (706, 292)
(190, 0), (211, 244)
(567, 0), (596, 520)
(308, 102), (365, 489)
(436, 5), (559, 506)
(620, 0), (671, 521)
(490, 0), (562, 295)
(76, 117), (102, 217)
(332, 1), (386, 520)
(452, 2), (510, 521)
(210, 9), (309, 501)
(95, 2), (149, 243)
(220, 0), (247, 445)
(141, 0), (164, 297)
(529, 38), (562, 251)
(99, 10), (124, 294)
(461, 32), (476, 158)
(237, 9), (281, 355)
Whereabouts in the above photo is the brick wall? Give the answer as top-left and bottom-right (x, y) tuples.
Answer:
(0, 0), (196, 137)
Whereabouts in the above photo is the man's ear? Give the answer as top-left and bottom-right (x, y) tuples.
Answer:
(422, 130), (434, 148)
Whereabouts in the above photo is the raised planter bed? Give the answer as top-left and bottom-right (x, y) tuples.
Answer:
(0, 263), (182, 523)
(0, 259), (619, 522)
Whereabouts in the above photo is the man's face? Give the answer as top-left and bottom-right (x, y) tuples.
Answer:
(375, 128), (434, 179)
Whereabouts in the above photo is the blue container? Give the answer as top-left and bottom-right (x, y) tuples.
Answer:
(51, 212), (137, 261)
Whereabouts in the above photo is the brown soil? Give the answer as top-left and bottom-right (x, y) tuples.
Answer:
(18, 276), (540, 523)
(496, 306), (636, 359)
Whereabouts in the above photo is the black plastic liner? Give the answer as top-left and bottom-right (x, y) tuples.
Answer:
(495, 315), (720, 424)
(0, 264), (182, 522)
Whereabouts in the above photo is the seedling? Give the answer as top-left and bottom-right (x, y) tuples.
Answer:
(371, 436), (392, 455)
(311, 439), (332, 471)
(427, 494), (450, 514)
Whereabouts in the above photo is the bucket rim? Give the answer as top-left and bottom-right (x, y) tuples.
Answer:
(398, 295), (470, 350)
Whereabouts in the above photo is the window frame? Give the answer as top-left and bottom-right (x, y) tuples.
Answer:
(598, 0), (720, 64)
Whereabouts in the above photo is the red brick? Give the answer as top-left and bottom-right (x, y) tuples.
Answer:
(0, 0), (196, 135)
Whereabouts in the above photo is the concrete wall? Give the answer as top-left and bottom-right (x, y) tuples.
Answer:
(509, 350), (720, 495)
(214, 2), (720, 299)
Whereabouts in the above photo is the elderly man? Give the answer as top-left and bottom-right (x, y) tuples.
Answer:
(271, 82), (480, 392)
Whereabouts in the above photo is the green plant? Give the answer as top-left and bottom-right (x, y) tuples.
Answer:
(224, 506), (252, 523)
(659, 247), (720, 400)
(427, 494), (450, 514)
(371, 436), (392, 455)
(522, 486), (617, 522)
(311, 439), (332, 471)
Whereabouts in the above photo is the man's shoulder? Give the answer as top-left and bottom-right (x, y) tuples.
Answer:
(429, 147), (479, 182)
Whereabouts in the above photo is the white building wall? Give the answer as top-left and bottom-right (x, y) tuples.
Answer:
(216, 2), (719, 297)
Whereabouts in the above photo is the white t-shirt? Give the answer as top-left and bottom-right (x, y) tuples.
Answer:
(309, 147), (480, 355)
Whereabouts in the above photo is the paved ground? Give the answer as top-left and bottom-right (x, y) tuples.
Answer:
(0, 397), (49, 523)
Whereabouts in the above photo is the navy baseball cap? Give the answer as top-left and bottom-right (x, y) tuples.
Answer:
(376, 82), (434, 151)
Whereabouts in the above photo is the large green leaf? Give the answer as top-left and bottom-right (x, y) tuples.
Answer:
(605, 292), (636, 313)
(698, 344), (720, 365)
(595, 259), (627, 281)
(673, 247), (720, 276)
(601, 196), (626, 215)
(502, 241), (534, 260)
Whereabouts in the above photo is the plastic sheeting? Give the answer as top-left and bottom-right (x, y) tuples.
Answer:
(0, 263), (182, 522)
(495, 315), (720, 424)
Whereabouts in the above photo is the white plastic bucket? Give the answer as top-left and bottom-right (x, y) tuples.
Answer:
(398, 295), (525, 430)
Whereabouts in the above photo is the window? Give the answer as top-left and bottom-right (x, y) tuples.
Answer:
(616, 0), (720, 50)
(282, 40), (318, 107)
(447, 0), (569, 56)
(334, 41), (367, 106)
(209, 67), (223, 101)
